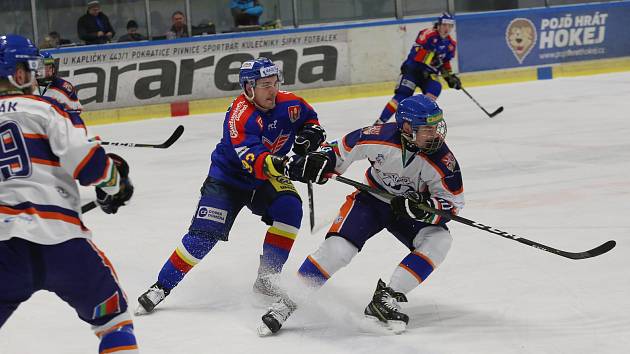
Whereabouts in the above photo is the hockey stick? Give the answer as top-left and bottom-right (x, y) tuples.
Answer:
(330, 175), (615, 260)
(461, 87), (504, 118)
(94, 125), (185, 148)
(307, 180), (315, 233)
(81, 201), (98, 213)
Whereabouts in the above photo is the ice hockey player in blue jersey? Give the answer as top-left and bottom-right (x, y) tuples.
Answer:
(37, 51), (83, 114)
(374, 13), (461, 125)
(0, 34), (137, 353)
(257, 94), (464, 336)
(136, 57), (327, 314)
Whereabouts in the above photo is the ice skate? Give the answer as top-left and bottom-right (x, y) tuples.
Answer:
(364, 279), (409, 334)
(257, 296), (297, 337)
(135, 283), (169, 315)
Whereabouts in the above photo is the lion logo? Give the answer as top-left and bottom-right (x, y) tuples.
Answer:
(505, 18), (537, 64)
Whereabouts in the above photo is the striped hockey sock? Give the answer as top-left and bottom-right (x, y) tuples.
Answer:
(297, 255), (330, 287)
(157, 233), (218, 290)
(261, 221), (298, 273)
(98, 323), (138, 354)
(378, 98), (399, 123)
(389, 251), (435, 294)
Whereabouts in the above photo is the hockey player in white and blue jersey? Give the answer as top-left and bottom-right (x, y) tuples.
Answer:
(37, 51), (83, 114)
(0, 34), (137, 353)
(258, 94), (464, 335)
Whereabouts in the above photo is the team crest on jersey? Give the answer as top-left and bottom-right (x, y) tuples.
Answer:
(380, 172), (414, 194)
(262, 130), (291, 154)
(361, 125), (382, 135)
(441, 152), (457, 172)
(287, 105), (300, 123)
(62, 81), (73, 93)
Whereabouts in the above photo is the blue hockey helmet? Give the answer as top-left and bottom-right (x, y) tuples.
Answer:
(0, 34), (40, 89)
(395, 95), (447, 154)
(437, 12), (455, 25)
(238, 57), (282, 90)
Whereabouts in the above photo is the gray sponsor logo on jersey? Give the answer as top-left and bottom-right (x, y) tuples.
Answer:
(197, 206), (228, 223)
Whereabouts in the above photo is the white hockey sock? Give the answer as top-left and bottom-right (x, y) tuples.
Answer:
(388, 265), (421, 295)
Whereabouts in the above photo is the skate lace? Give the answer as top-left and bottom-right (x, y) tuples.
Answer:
(146, 287), (165, 304)
(380, 293), (401, 312)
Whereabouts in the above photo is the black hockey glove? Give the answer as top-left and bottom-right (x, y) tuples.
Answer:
(293, 124), (326, 156)
(285, 151), (333, 184)
(96, 153), (134, 214)
(390, 195), (430, 221)
(444, 73), (462, 90)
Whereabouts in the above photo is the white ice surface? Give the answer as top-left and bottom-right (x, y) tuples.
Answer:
(1, 73), (629, 354)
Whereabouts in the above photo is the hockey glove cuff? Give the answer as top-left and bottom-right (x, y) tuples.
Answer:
(444, 73), (461, 90)
(96, 153), (134, 214)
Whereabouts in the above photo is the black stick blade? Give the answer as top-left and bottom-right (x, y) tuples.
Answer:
(488, 106), (504, 118)
(560, 240), (616, 260)
(157, 125), (185, 148)
(81, 201), (98, 213)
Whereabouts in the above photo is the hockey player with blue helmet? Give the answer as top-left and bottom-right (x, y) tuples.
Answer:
(37, 51), (83, 114)
(137, 57), (327, 315)
(0, 34), (137, 353)
(375, 12), (460, 125)
(258, 95), (464, 336)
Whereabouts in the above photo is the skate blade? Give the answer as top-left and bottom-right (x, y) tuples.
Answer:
(362, 315), (406, 334)
(257, 323), (274, 337)
(134, 304), (151, 316)
(388, 320), (407, 334)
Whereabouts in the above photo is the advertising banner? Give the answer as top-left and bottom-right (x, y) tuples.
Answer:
(456, 2), (630, 72)
(50, 30), (350, 110)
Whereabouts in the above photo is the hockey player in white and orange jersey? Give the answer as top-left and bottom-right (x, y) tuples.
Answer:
(0, 34), (137, 353)
(258, 94), (464, 336)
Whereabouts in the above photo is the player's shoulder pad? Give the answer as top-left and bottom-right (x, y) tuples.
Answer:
(446, 35), (457, 47)
(344, 123), (401, 148)
(423, 142), (461, 176)
(53, 77), (76, 95)
(276, 90), (299, 102)
(228, 94), (261, 135)
(17, 95), (71, 119)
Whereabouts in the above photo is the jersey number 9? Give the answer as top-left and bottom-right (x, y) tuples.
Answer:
(0, 121), (32, 182)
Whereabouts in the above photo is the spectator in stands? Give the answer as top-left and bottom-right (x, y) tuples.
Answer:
(231, 0), (264, 27)
(40, 31), (72, 49)
(77, 1), (115, 45)
(166, 11), (189, 39)
(118, 20), (146, 42)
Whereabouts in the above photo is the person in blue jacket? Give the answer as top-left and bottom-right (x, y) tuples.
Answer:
(136, 57), (327, 315)
(231, 0), (264, 26)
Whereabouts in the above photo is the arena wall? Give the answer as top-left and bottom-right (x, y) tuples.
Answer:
(47, 1), (630, 125)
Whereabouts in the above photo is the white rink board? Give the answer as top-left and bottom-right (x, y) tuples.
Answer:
(49, 19), (437, 111)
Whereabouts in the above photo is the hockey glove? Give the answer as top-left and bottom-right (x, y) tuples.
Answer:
(390, 195), (430, 221)
(293, 124), (326, 156)
(285, 151), (333, 184)
(444, 73), (462, 90)
(96, 153), (134, 214)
